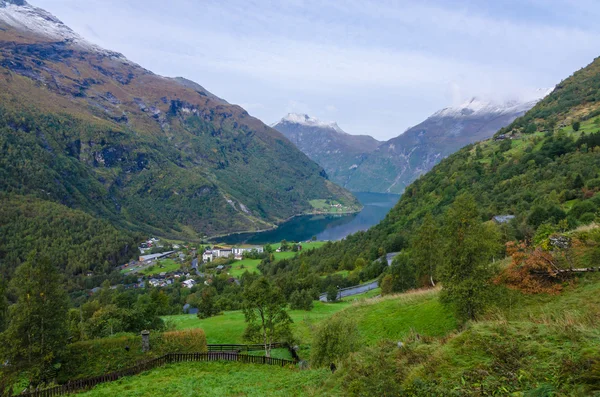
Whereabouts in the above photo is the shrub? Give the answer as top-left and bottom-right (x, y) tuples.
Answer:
(310, 315), (360, 368)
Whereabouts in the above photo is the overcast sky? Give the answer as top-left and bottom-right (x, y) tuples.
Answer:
(34, 0), (600, 140)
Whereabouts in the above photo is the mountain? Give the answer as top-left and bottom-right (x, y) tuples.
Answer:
(272, 113), (381, 186)
(287, 55), (600, 270)
(0, 1), (359, 277)
(344, 93), (550, 193)
(274, 95), (548, 194)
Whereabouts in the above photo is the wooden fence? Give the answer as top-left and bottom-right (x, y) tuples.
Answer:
(12, 351), (297, 397)
(206, 342), (287, 352)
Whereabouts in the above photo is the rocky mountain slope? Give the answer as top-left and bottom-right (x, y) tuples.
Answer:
(0, 0), (358, 275)
(275, 94), (549, 194)
(272, 113), (381, 186)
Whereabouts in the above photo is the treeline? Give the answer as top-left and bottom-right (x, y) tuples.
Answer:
(0, 194), (140, 287)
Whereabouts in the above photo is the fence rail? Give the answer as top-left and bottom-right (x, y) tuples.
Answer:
(206, 343), (286, 352)
(12, 351), (297, 397)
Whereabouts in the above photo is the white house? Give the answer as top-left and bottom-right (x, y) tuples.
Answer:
(213, 249), (233, 258)
(182, 279), (196, 289)
(202, 250), (214, 262)
(232, 246), (264, 256)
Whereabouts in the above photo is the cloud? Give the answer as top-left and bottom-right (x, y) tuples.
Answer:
(32, 0), (600, 139)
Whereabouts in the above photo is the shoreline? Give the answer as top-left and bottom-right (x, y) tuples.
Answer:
(207, 206), (363, 242)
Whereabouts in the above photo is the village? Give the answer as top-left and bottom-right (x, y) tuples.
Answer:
(107, 237), (298, 297)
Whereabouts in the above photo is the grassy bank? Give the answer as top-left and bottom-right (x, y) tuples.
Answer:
(77, 361), (331, 397)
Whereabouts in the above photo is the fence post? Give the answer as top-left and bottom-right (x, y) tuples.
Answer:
(141, 330), (150, 352)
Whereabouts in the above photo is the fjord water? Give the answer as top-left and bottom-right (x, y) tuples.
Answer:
(215, 192), (400, 245)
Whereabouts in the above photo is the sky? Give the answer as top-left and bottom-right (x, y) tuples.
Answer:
(33, 0), (600, 140)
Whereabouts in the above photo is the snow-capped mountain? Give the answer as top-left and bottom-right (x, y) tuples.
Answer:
(275, 113), (345, 133)
(0, 0), (124, 58)
(276, 91), (552, 194)
(433, 89), (553, 119)
(273, 114), (381, 186)
(343, 91), (552, 193)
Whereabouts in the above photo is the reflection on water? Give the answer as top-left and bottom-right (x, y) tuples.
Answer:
(214, 192), (400, 245)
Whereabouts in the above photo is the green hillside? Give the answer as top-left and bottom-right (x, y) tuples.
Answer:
(0, 12), (358, 281)
(286, 56), (600, 272)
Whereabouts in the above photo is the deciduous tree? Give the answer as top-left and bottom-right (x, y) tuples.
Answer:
(242, 278), (292, 357)
(412, 213), (441, 286)
(3, 253), (69, 384)
(439, 195), (500, 322)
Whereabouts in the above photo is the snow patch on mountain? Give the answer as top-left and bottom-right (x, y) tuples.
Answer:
(275, 113), (345, 134)
(0, 0), (127, 60)
(433, 88), (554, 119)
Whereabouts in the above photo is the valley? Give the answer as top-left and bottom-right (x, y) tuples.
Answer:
(2, 1), (600, 396)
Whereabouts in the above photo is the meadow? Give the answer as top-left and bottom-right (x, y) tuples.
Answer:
(77, 361), (331, 397)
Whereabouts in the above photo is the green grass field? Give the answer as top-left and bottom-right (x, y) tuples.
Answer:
(228, 259), (261, 277)
(308, 199), (357, 214)
(164, 286), (453, 348)
(77, 362), (331, 397)
(273, 251), (296, 260)
(338, 288), (456, 344)
(139, 259), (180, 276)
(165, 300), (353, 344)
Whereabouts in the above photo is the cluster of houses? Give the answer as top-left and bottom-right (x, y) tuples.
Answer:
(202, 246), (264, 262)
(138, 237), (161, 254)
(148, 271), (197, 288)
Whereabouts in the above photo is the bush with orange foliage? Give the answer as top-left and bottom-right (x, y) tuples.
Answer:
(494, 241), (564, 294)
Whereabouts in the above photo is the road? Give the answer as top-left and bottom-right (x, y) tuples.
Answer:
(318, 252), (399, 302)
(319, 280), (379, 302)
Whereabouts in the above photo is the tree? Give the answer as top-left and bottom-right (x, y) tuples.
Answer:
(439, 195), (500, 322)
(280, 240), (289, 251)
(380, 274), (394, 295)
(289, 289), (314, 311)
(387, 252), (417, 293)
(197, 287), (219, 319)
(412, 214), (441, 286)
(354, 257), (367, 270)
(310, 315), (360, 368)
(3, 254), (69, 384)
(326, 285), (339, 302)
(242, 278), (292, 357)
(572, 120), (581, 132)
(495, 241), (563, 294)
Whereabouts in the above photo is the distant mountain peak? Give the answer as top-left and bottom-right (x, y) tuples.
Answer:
(433, 89), (553, 119)
(276, 113), (345, 134)
(0, 0), (126, 59)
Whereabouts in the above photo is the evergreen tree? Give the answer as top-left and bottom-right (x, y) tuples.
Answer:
(3, 253), (69, 384)
(439, 195), (500, 323)
(412, 214), (441, 286)
(242, 278), (292, 357)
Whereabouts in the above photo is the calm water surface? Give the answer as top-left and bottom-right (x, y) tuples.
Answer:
(214, 192), (400, 245)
